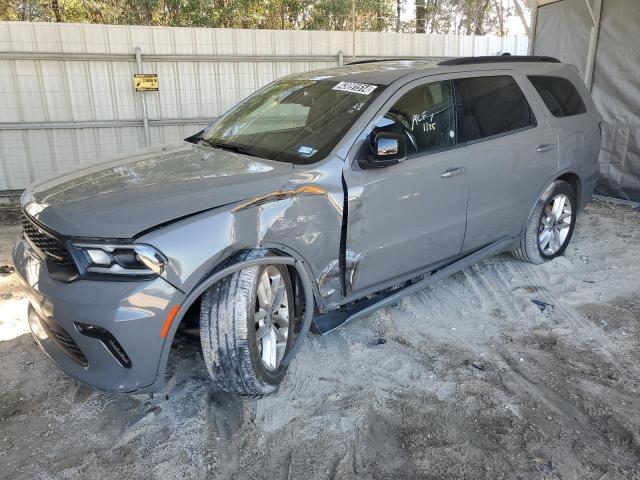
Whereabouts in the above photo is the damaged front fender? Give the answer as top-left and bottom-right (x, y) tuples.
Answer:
(138, 156), (346, 311)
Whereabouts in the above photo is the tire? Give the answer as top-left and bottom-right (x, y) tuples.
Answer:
(199, 259), (295, 395)
(512, 180), (577, 265)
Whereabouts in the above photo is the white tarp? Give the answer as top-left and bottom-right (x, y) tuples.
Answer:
(534, 0), (640, 201)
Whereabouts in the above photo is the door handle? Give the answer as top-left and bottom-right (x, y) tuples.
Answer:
(536, 144), (554, 153)
(441, 167), (465, 178)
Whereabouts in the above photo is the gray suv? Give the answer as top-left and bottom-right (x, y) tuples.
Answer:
(13, 56), (601, 395)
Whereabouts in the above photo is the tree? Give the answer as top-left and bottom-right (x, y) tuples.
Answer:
(512, 0), (531, 36)
(303, 0), (394, 32)
(0, 0), (519, 37)
(50, 0), (61, 21)
(493, 0), (505, 36)
(415, 0), (425, 33)
(0, 0), (17, 19)
(415, 0), (444, 34)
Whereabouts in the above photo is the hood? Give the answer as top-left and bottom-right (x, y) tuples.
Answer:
(23, 142), (294, 238)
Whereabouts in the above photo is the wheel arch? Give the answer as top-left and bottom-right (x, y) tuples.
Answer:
(556, 171), (583, 209)
(518, 170), (583, 241)
(151, 245), (320, 390)
(512, 175), (578, 264)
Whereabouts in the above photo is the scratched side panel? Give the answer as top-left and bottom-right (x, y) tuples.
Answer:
(140, 156), (345, 310)
(256, 158), (345, 309)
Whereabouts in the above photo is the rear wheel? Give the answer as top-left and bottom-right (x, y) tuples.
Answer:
(199, 262), (294, 395)
(512, 180), (577, 265)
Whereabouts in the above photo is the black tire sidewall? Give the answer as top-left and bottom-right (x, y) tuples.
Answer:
(245, 264), (295, 387)
(537, 182), (577, 260)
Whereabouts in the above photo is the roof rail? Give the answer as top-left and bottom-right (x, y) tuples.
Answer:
(438, 55), (561, 66)
(346, 58), (414, 65)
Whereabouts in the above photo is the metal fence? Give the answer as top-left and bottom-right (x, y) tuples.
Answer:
(0, 21), (528, 191)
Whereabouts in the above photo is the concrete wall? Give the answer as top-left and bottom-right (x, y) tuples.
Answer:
(0, 21), (528, 190)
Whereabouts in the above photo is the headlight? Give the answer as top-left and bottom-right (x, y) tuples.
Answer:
(71, 242), (167, 277)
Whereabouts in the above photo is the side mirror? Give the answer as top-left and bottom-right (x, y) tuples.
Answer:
(358, 132), (407, 169)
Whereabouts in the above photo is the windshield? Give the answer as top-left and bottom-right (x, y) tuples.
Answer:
(201, 76), (384, 164)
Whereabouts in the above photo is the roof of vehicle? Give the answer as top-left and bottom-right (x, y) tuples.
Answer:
(297, 55), (565, 86)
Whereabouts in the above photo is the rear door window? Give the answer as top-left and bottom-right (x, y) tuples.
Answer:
(372, 80), (456, 157)
(528, 75), (587, 117)
(454, 75), (536, 143)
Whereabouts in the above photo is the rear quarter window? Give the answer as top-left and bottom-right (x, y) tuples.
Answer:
(528, 75), (587, 117)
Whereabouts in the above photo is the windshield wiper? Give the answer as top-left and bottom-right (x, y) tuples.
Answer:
(197, 137), (216, 148)
(209, 142), (258, 158)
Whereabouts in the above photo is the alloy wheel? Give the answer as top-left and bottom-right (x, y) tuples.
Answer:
(538, 193), (572, 256)
(254, 266), (289, 371)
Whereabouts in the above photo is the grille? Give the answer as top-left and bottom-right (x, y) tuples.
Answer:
(41, 317), (88, 367)
(21, 212), (77, 275)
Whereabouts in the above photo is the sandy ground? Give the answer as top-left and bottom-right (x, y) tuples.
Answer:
(0, 200), (639, 480)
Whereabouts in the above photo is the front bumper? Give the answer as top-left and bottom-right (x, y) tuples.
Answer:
(13, 239), (186, 393)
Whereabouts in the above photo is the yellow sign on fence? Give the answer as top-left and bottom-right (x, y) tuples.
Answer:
(134, 74), (159, 92)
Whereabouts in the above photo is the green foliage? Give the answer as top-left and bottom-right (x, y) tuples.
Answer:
(1, 0), (519, 36)
(0, 0), (17, 20)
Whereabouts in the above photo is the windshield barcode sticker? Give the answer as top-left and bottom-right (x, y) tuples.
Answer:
(332, 82), (377, 95)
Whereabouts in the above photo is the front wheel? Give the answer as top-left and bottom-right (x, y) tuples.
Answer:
(512, 180), (577, 265)
(199, 262), (294, 395)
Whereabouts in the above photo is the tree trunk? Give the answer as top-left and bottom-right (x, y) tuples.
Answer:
(474, 0), (492, 35)
(424, 0), (436, 33)
(416, 0), (425, 33)
(51, 0), (62, 22)
(396, 0), (401, 32)
(493, 0), (505, 36)
(512, 0), (531, 37)
(18, 0), (26, 21)
(281, 2), (285, 30)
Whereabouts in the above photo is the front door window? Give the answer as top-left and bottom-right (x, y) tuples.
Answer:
(372, 80), (457, 157)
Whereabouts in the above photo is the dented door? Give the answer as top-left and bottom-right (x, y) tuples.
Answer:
(343, 78), (470, 297)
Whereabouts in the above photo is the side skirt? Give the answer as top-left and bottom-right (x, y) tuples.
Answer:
(312, 237), (515, 335)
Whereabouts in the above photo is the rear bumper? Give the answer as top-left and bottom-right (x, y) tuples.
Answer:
(13, 239), (186, 393)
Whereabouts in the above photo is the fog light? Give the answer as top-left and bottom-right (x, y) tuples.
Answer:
(75, 322), (132, 369)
